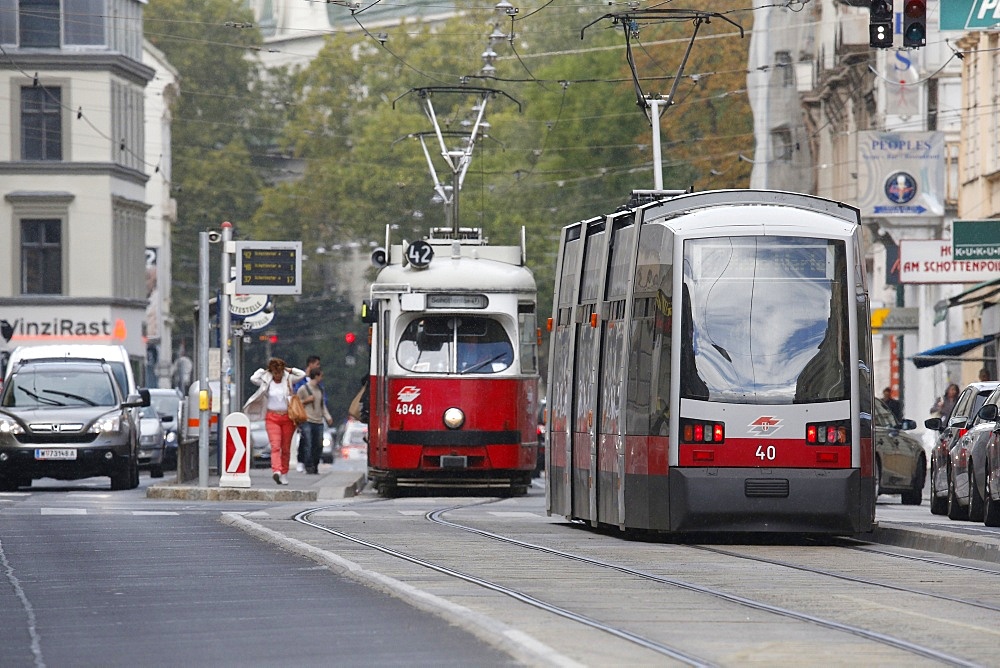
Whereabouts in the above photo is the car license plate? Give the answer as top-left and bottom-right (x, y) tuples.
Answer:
(35, 449), (77, 461)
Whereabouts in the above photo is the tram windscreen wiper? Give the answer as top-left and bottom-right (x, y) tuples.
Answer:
(460, 353), (506, 374)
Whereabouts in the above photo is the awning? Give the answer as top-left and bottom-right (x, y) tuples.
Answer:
(934, 276), (1000, 324)
(912, 335), (995, 369)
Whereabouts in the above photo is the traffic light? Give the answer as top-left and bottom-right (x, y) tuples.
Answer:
(869, 0), (893, 49)
(344, 332), (357, 367)
(902, 0), (926, 48)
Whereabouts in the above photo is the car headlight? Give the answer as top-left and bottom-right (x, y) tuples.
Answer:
(89, 414), (122, 434)
(140, 433), (161, 446)
(165, 431), (177, 444)
(0, 414), (24, 435)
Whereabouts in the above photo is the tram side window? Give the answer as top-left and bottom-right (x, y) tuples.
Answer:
(518, 311), (538, 374)
(396, 316), (514, 374)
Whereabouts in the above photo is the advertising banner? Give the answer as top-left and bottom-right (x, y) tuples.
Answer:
(857, 131), (945, 217)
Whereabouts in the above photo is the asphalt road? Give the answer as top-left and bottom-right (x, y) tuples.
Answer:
(0, 475), (517, 668)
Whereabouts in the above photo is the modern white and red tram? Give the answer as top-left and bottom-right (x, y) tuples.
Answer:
(361, 227), (540, 496)
(546, 190), (877, 534)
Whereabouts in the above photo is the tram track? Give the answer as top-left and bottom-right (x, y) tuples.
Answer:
(280, 499), (982, 666)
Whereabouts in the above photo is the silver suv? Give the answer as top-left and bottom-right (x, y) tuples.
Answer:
(0, 359), (144, 490)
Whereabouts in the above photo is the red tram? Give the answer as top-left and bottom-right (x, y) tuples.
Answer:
(546, 190), (877, 534)
(362, 227), (540, 496)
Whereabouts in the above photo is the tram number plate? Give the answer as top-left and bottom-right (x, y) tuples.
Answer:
(440, 455), (467, 469)
(35, 449), (77, 460)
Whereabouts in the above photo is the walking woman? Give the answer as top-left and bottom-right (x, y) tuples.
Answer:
(243, 357), (306, 485)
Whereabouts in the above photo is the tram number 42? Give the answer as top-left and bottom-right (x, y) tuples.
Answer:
(396, 403), (423, 416)
(756, 445), (777, 461)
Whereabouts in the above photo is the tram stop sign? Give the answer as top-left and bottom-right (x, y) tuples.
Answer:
(220, 412), (251, 488)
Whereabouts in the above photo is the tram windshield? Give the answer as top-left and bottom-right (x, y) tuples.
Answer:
(681, 236), (850, 404)
(397, 316), (514, 374)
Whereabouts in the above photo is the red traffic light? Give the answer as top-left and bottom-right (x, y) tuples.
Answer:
(903, 0), (926, 47)
(269, 334), (278, 344)
(344, 332), (356, 345)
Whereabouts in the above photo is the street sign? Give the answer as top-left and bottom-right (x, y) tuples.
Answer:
(941, 0), (1000, 30)
(234, 241), (302, 295)
(871, 307), (920, 334)
(900, 239), (1000, 283)
(220, 412), (251, 488)
(230, 293), (268, 317)
(953, 220), (1000, 260)
(241, 308), (275, 332)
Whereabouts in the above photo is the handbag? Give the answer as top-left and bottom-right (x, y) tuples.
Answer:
(348, 385), (365, 421)
(287, 379), (308, 425)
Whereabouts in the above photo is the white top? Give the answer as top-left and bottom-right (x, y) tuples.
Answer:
(266, 378), (291, 412)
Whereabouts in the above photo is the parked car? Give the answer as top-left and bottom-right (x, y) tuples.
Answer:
(249, 420), (271, 469)
(925, 381), (1000, 515)
(137, 403), (167, 478)
(148, 388), (183, 471)
(333, 419), (368, 461)
(983, 404), (1000, 527)
(873, 397), (926, 505)
(0, 359), (143, 490)
(946, 386), (1000, 521)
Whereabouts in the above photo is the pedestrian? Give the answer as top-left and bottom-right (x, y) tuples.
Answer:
(297, 367), (333, 474)
(242, 357), (306, 485)
(881, 387), (902, 423)
(294, 355), (321, 471)
(979, 367), (992, 382)
(930, 383), (961, 423)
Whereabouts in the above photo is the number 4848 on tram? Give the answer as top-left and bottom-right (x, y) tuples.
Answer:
(546, 190), (877, 534)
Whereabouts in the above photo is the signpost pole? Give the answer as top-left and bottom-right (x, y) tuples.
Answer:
(198, 232), (211, 488)
(220, 222), (233, 429)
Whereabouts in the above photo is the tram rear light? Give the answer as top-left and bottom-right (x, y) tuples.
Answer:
(547, 317), (553, 332)
(681, 419), (725, 444)
(805, 420), (850, 445)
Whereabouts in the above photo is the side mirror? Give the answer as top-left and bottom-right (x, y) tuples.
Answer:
(978, 403), (999, 422)
(361, 300), (378, 324)
(924, 417), (942, 431)
(900, 419), (917, 431)
(138, 388), (151, 407)
(122, 393), (146, 408)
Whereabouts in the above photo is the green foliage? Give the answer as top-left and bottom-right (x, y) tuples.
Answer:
(146, 1), (756, 387)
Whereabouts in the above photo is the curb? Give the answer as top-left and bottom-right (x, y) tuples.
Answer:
(870, 523), (1000, 564)
(145, 473), (367, 502)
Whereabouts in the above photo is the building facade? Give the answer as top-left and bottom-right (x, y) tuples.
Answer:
(0, 0), (160, 382)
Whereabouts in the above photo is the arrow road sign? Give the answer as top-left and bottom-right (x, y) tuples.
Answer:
(220, 412), (251, 488)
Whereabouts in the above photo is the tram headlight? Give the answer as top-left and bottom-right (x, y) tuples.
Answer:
(443, 407), (465, 430)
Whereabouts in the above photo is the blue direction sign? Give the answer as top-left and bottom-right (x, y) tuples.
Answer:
(941, 0), (1000, 30)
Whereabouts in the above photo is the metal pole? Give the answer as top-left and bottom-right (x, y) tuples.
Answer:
(220, 222), (232, 427)
(648, 97), (664, 190)
(452, 170), (460, 236)
(198, 232), (210, 488)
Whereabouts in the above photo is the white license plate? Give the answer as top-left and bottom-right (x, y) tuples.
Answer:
(35, 449), (78, 461)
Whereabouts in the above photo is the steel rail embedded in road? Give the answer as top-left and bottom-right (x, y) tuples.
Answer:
(294, 505), (714, 667)
(425, 503), (977, 668)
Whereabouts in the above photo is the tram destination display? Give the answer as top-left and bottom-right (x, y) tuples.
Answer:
(234, 241), (302, 295)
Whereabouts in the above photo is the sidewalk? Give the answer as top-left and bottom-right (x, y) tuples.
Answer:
(146, 462), (367, 502)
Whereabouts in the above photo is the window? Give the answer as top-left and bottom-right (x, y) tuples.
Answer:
(775, 50), (793, 87)
(21, 86), (62, 160)
(19, 0), (59, 47)
(64, 0), (105, 45)
(21, 219), (62, 294)
(770, 127), (793, 162)
(396, 316), (513, 374)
